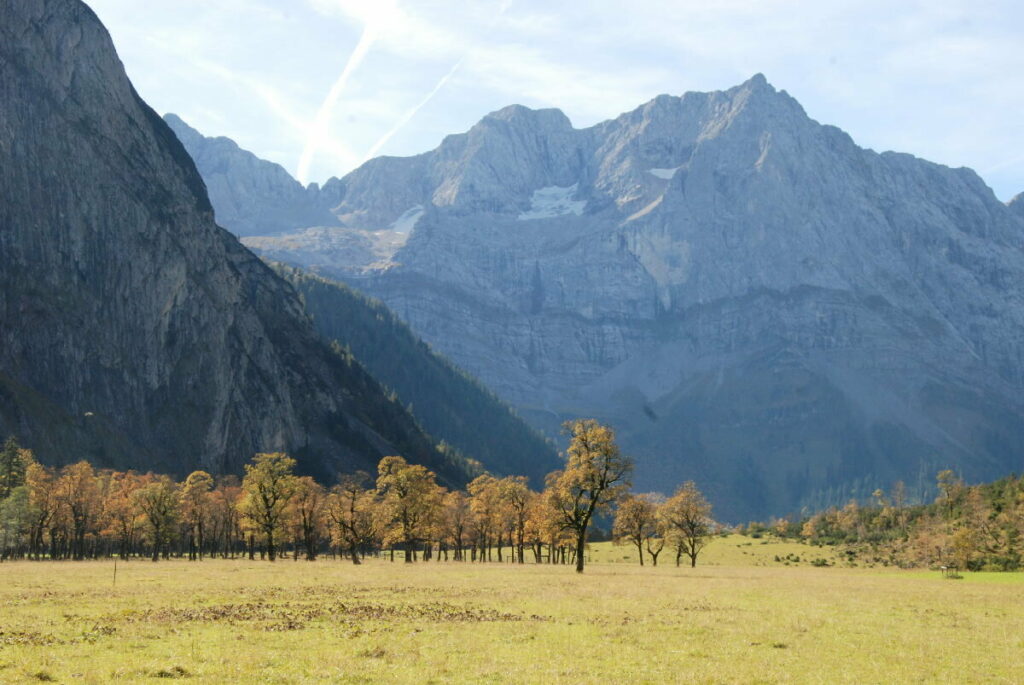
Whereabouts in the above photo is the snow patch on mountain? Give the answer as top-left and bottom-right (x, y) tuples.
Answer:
(648, 167), (680, 180)
(390, 205), (424, 234)
(517, 183), (586, 221)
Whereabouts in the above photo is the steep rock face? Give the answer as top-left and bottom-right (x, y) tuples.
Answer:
(0, 0), (465, 485)
(184, 77), (1024, 519)
(163, 114), (336, 237)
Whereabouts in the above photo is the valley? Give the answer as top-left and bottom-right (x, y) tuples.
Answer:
(0, 545), (1019, 683)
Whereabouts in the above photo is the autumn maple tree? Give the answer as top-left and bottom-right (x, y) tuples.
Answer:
(547, 419), (633, 573)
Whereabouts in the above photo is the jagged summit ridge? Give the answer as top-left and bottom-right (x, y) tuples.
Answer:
(237, 73), (818, 264)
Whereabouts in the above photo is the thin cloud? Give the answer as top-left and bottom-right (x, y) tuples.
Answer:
(296, 24), (378, 185)
(361, 60), (463, 163)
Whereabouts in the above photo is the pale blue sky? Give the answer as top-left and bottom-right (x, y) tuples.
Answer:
(89, 0), (1023, 200)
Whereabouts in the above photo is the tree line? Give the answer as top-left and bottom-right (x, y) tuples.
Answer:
(0, 420), (715, 572)
(753, 470), (1024, 571)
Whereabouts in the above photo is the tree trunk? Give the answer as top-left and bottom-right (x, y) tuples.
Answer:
(575, 530), (586, 573)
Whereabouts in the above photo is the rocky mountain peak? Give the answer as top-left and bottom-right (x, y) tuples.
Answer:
(480, 103), (573, 129)
(162, 112), (200, 144)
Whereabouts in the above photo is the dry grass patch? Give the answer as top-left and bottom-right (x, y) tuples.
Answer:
(0, 545), (1021, 683)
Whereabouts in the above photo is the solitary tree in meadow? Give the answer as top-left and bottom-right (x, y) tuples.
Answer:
(240, 452), (298, 561)
(661, 481), (713, 568)
(548, 419), (633, 573)
(613, 493), (662, 566)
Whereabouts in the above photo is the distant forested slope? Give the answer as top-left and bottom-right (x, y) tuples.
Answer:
(274, 264), (560, 486)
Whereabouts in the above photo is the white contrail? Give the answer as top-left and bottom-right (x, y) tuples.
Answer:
(360, 59), (463, 164)
(357, 0), (512, 165)
(296, 24), (377, 185)
(982, 153), (1024, 175)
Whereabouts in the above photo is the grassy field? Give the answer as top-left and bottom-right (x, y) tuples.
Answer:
(588, 534), (846, 567)
(0, 536), (1021, 683)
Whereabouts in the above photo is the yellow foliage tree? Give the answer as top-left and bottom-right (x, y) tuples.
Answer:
(376, 456), (442, 562)
(547, 419), (633, 573)
(239, 452), (298, 561)
(180, 470), (214, 560)
(660, 481), (713, 568)
(613, 493), (661, 566)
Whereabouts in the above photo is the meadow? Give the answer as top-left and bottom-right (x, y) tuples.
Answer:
(0, 536), (1021, 684)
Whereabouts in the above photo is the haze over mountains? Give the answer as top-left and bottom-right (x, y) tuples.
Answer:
(0, 0), (503, 487)
(169, 78), (1024, 519)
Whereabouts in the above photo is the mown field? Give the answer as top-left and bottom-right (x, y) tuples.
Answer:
(0, 536), (1021, 683)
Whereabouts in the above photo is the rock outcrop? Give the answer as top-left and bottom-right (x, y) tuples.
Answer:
(0, 0), (468, 486)
(177, 78), (1024, 519)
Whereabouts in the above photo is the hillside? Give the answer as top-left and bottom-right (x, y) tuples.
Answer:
(0, 0), (468, 486)
(273, 264), (560, 485)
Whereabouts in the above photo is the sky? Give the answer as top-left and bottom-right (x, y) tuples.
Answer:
(88, 0), (1024, 201)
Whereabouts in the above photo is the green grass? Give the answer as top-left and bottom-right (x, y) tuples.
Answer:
(0, 536), (1021, 683)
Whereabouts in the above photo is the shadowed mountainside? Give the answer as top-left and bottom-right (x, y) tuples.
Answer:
(0, 0), (471, 487)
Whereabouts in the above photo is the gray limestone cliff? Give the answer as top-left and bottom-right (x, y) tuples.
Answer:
(0, 0), (467, 485)
(177, 77), (1024, 519)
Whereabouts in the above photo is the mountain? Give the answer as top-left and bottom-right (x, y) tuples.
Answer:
(163, 114), (336, 237)
(1011, 193), (1024, 219)
(272, 264), (559, 486)
(174, 80), (1024, 521)
(0, 0), (470, 486)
